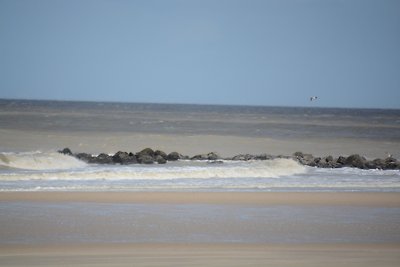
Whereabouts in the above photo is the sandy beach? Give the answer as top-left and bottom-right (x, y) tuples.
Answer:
(1, 192), (399, 266)
(1, 243), (399, 267)
(1, 191), (400, 206)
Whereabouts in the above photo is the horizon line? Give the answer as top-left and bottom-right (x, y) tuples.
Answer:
(0, 97), (399, 111)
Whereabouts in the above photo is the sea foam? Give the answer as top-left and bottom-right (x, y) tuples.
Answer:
(0, 157), (305, 181)
(0, 151), (87, 171)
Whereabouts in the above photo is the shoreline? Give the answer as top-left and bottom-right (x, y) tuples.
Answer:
(1, 192), (399, 207)
(2, 192), (399, 266)
(1, 243), (399, 267)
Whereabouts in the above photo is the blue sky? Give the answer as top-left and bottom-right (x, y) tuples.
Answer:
(0, 0), (399, 108)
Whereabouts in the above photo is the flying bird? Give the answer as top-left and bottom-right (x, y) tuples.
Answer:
(310, 96), (318, 101)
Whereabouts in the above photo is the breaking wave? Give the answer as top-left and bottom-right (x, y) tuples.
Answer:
(0, 158), (305, 181)
(0, 151), (87, 171)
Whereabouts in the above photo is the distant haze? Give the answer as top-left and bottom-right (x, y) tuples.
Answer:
(0, 0), (399, 109)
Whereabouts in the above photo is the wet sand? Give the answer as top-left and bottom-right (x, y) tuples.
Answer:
(1, 243), (400, 267)
(1, 191), (400, 206)
(1, 192), (399, 266)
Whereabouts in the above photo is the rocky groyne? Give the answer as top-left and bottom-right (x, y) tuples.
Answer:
(58, 148), (400, 170)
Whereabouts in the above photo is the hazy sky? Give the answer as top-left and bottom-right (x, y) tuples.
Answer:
(0, 0), (399, 108)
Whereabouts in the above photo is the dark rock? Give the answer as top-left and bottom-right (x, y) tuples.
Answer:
(136, 148), (156, 163)
(293, 151), (304, 158)
(292, 152), (341, 168)
(232, 154), (255, 161)
(167, 152), (181, 161)
(292, 153), (398, 170)
(345, 154), (367, 169)
(207, 152), (220, 160)
(395, 162), (400, 170)
(372, 158), (385, 168)
(254, 154), (274, 160)
(95, 153), (113, 164)
(191, 154), (208, 160)
(137, 148), (155, 158)
(112, 151), (127, 163)
(334, 156), (346, 168)
(385, 157), (397, 163)
(74, 152), (94, 163)
(138, 154), (154, 164)
(112, 151), (137, 165)
(231, 154), (245, 161)
(365, 160), (378, 169)
(190, 152), (221, 160)
(155, 155), (167, 164)
(312, 156), (333, 168)
(325, 156), (334, 163)
(317, 156), (340, 168)
(302, 153), (314, 162)
(336, 156), (347, 165)
(329, 159), (342, 168)
(154, 150), (168, 160)
(59, 148), (73, 156)
(384, 157), (396, 164)
(293, 152), (315, 166)
(365, 157), (400, 170)
(313, 156), (334, 168)
(384, 157), (399, 170)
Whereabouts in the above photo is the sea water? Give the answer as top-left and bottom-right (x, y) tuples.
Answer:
(1, 99), (400, 141)
(0, 99), (399, 192)
(1, 100), (400, 246)
(0, 152), (399, 191)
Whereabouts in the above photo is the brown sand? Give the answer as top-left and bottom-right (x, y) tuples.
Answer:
(1, 192), (399, 266)
(1, 191), (399, 207)
(1, 243), (399, 267)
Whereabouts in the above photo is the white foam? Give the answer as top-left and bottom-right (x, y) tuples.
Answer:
(0, 151), (87, 170)
(0, 158), (305, 181)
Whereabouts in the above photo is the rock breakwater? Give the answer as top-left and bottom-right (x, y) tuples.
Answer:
(58, 148), (400, 170)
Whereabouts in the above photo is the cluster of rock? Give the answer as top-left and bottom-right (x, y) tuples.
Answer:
(292, 152), (399, 170)
(58, 148), (400, 170)
(59, 147), (182, 165)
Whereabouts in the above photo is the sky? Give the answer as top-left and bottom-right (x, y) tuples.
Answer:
(0, 0), (399, 109)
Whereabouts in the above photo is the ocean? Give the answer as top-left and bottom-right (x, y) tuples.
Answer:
(1, 99), (399, 192)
